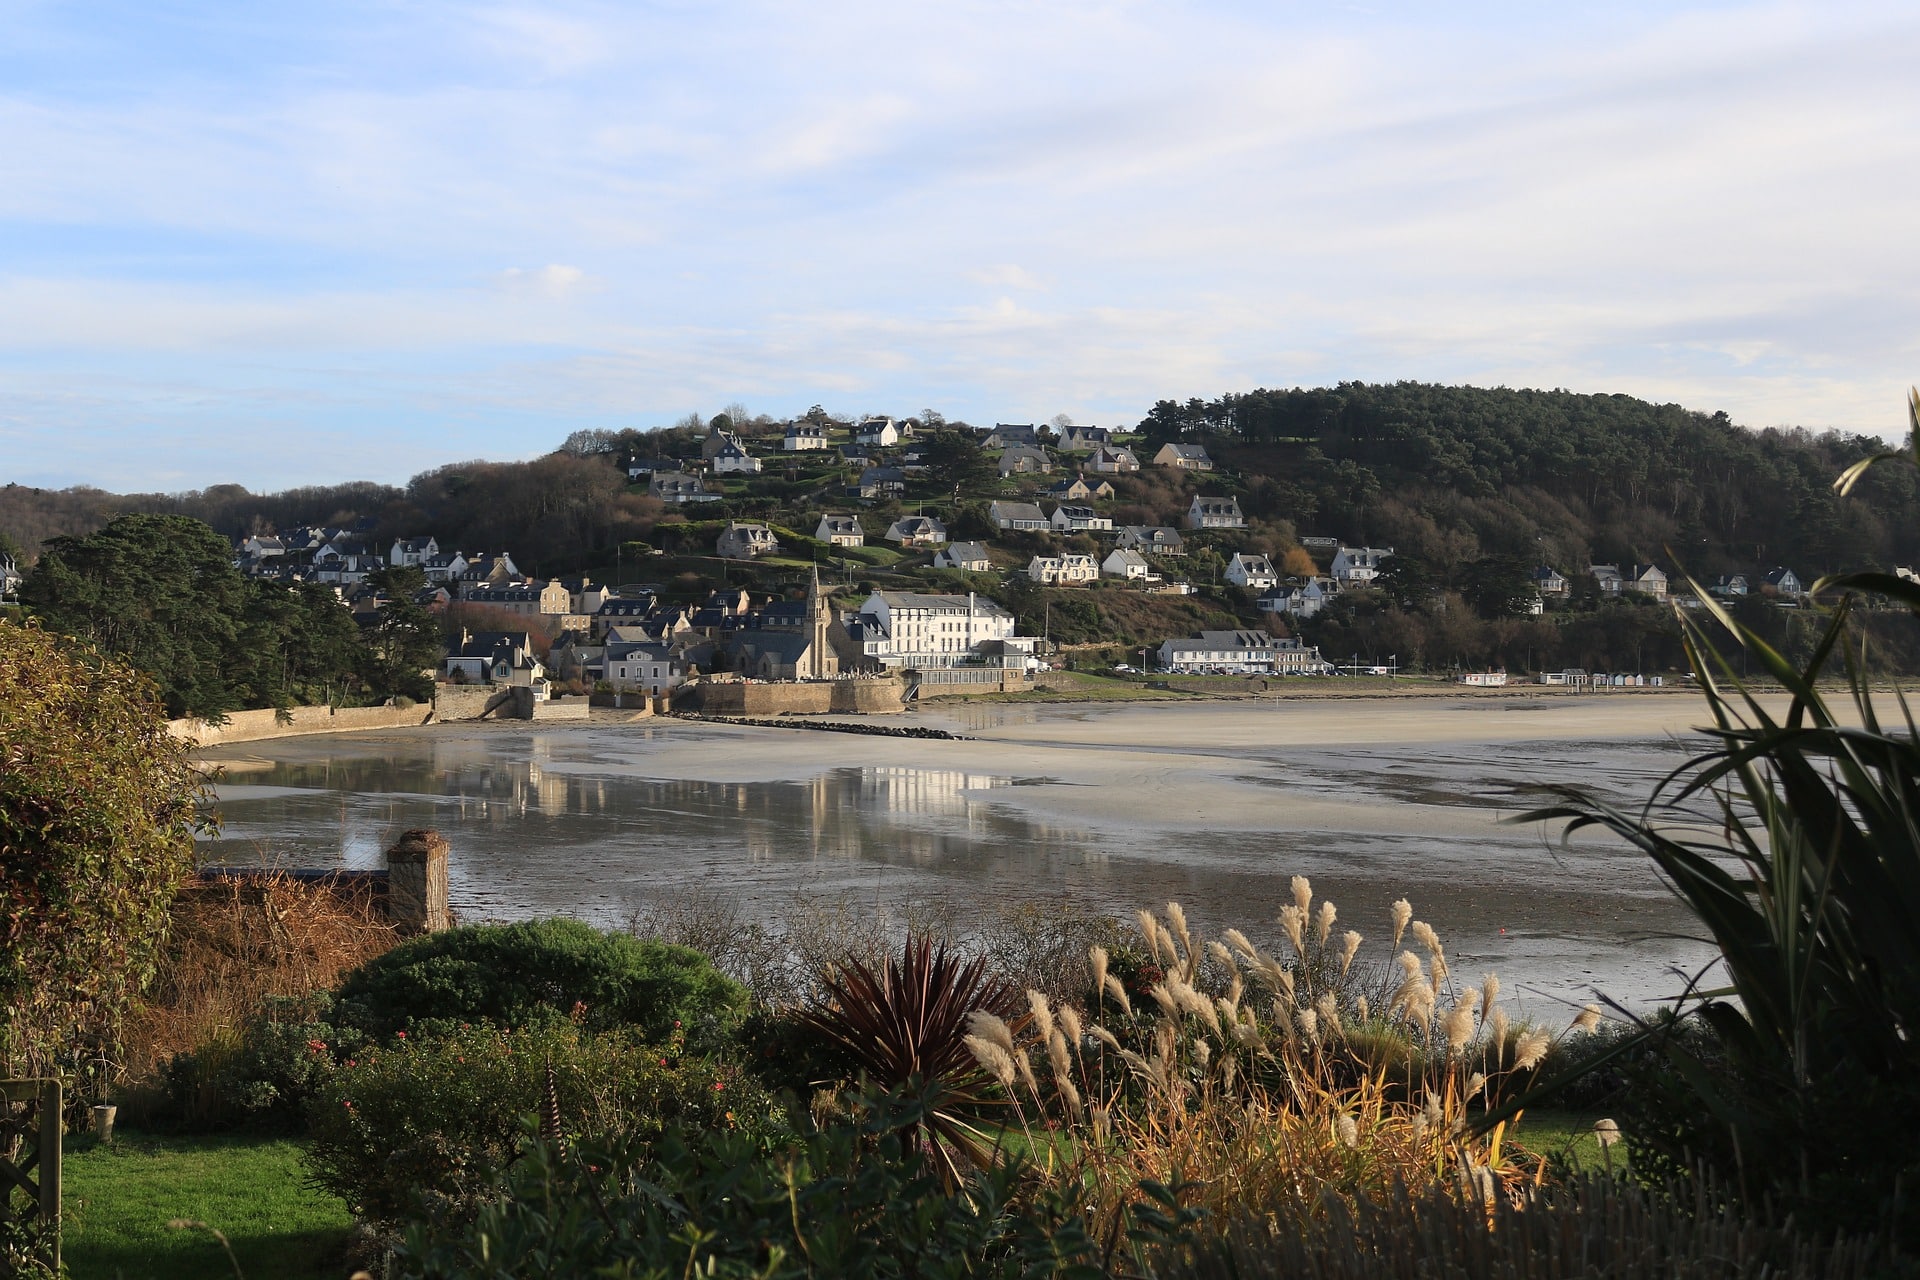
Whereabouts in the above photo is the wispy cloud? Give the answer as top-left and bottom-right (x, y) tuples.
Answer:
(0, 0), (1915, 487)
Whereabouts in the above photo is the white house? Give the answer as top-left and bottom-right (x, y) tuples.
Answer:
(1101, 548), (1158, 582)
(389, 536), (439, 567)
(1533, 566), (1569, 598)
(885, 515), (949, 546)
(816, 514), (865, 547)
(1050, 504), (1112, 533)
(1762, 567), (1805, 597)
(444, 630), (545, 686)
(1256, 581), (1328, 619)
(1459, 671), (1509, 687)
(604, 632), (687, 696)
(1157, 630), (1326, 675)
(1590, 563), (1668, 599)
(934, 541), (993, 572)
(1225, 553), (1278, 591)
(1331, 546), (1394, 585)
(990, 501), (1050, 531)
(1087, 445), (1141, 474)
(710, 441), (762, 474)
(854, 417), (900, 446)
(1186, 495), (1245, 529)
(1028, 554), (1099, 586)
(1154, 443), (1214, 471)
(784, 422), (830, 451)
(716, 522), (780, 559)
(856, 590), (1019, 668)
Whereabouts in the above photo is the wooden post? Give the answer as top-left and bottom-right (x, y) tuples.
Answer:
(0, 1078), (61, 1273)
(385, 829), (450, 934)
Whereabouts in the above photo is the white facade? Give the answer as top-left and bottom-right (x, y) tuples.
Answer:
(784, 423), (830, 451)
(1331, 545), (1394, 584)
(934, 542), (992, 571)
(816, 514), (865, 547)
(990, 501), (1050, 530)
(1158, 630), (1327, 675)
(1225, 553), (1278, 590)
(1050, 505), (1112, 532)
(854, 417), (900, 446)
(711, 443), (762, 474)
(1028, 554), (1099, 586)
(1101, 549), (1158, 581)
(885, 516), (949, 546)
(856, 591), (1019, 669)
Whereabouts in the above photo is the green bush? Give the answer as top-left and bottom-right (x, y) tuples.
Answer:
(157, 993), (366, 1132)
(392, 1086), (1098, 1279)
(307, 1021), (787, 1232)
(332, 918), (749, 1048)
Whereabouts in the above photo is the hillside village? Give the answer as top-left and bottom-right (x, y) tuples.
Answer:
(212, 412), (1837, 705)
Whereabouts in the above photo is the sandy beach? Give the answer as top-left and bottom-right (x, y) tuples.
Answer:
(201, 693), (1742, 1017)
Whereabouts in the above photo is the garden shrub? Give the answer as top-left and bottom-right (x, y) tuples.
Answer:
(306, 1020), (787, 1231)
(392, 1086), (1098, 1279)
(0, 620), (207, 1107)
(156, 992), (366, 1132)
(332, 917), (748, 1048)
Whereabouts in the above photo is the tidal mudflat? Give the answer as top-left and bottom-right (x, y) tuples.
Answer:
(200, 694), (1734, 1017)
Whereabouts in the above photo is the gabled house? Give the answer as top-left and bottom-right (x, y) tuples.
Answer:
(1225, 553), (1278, 591)
(997, 445), (1053, 476)
(853, 466), (907, 499)
(1154, 443), (1214, 471)
(815, 514), (865, 547)
(459, 552), (523, 592)
(625, 457), (676, 481)
(1591, 563), (1667, 599)
(556, 576), (610, 615)
(421, 551), (469, 584)
(885, 515), (949, 546)
(1117, 526), (1185, 556)
(1762, 567), (1805, 597)
(1028, 554), (1099, 586)
(710, 441), (762, 474)
(990, 501), (1049, 531)
(1043, 475), (1092, 501)
(1186, 495), (1245, 529)
(443, 629), (544, 686)
(1532, 566), (1569, 597)
(1256, 580), (1328, 619)
(783, 422), (830, 451)
(838, 444), (871, 465)
(1710, 573), (1749, 598)
(717, 522), (781, 560)
(854, 417), (900, 446)
(1087, 445), (1140, 474)
(1331, 546), (1393, 585)
(934, 541), (993, 572)
(1101, 548), (1158, 582)
(702, 424), (747, 460)
(0, 553), (21, 603)
(1058, 425), (1113, 452)
(985, 423), (1041, 449)
(650, 472), (721, 503)
(389, 536), (439, 567)
(1050, 504), (1112, 533)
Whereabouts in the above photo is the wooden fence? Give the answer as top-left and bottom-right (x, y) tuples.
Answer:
(1, 1079), (61, 1275)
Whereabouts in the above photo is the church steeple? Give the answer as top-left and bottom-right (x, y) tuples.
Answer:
(803, 566), (838, 679)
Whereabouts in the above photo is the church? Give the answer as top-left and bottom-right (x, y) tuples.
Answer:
(730, 570), (872, 681)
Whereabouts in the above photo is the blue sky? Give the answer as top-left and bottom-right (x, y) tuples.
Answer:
(2, 1), (1916, 490)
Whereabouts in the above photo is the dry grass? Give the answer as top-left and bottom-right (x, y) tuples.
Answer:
(122, 874), (401, 1082)
(969, 882), (1611, 1242)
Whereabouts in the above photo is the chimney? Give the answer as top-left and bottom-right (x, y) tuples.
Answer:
(385, 829), (450, 934)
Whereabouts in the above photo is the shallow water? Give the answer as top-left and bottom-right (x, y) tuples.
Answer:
(199, 701), (1721, 1018)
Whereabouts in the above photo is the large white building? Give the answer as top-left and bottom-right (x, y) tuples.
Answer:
(1157, 630), (1328, 675)
(855, 590), (1020, 668)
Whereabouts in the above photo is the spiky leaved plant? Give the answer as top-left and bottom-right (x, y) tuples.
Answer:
(798, 935), (1019, 1187)
(1515, 550), (1920, 1242)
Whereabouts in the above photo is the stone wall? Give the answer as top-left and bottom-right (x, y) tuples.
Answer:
(912, 667), (1033, 696)
(695, 677), (904, 716)
(433, 684), (514, 721)
(168, 702), (433, 748)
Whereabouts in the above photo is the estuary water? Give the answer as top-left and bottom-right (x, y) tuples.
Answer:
(199, 695), (1726, 1018)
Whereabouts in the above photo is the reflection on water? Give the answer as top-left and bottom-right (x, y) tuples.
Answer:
(200, 717), (1713, 1015)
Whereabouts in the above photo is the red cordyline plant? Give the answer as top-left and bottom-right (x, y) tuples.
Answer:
(798, 935), (1021, 1186)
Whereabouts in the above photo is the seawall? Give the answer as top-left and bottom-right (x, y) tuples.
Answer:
(168, 703), (433, 747)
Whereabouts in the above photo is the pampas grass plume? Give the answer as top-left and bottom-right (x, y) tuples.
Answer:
(1391, 898), (1413, 948)
(967, 1010), (1016, 1058)
(1314, 900), (1337, 947)
(1027, 990), (1055, 1044)
(1291, 875), (1313, 917)
(1574, 1004), (1603, 1034)
(1340, 930), (1363, 976)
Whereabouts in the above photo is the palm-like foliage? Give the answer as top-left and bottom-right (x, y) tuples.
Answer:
(1516, 579), (1920, 1241)
(798, 936), (1020, 1186)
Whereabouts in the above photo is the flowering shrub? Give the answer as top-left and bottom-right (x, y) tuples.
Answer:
(305, 1020), (789, 1231)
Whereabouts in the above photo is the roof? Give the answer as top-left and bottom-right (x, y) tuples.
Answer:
(868, 591), (1013, 618)
(941, 541), (991, 562)
(991, 501), (1048, 521)
(1191, 495), (1242, 511)
(1106, 548), (1149, 567)
(1053, 505), (1099, 519)
(1160, 443), (1211, 460)
(818, 514), (861, 531)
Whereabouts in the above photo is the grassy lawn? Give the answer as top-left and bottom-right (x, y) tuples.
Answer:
(63, 1131), (354, 1280)
(1509, 1109), (1629, 1175)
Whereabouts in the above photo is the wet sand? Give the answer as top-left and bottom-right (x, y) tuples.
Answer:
(201, 694), (1744, 1018)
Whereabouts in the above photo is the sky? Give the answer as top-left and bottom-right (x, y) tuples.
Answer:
(1, 1), (1917, 492)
